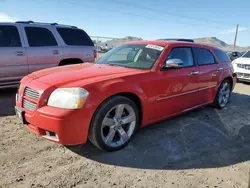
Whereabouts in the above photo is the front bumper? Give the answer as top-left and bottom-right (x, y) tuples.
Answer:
(16, 105), (94, 145)
(233, 66), (250, 82)
(16, 77), (95, 145)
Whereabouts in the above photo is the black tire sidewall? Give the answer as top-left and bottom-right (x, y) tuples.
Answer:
(88, 96), (140, 151)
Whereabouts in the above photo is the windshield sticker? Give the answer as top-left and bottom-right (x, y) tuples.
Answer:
(145, 44), (164, 51)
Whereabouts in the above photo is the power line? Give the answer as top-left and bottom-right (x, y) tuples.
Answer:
(60, 0), (231, 30)
(109, 0), (236, 27)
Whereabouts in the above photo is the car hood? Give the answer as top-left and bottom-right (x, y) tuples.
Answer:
(234, 57), (250, 64)
(28, 63), (147, 86)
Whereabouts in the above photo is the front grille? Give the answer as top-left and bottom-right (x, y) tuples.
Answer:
(24, 87), (40, 100)
(237, 64), (250, 70)
(23, 99), (37, 112)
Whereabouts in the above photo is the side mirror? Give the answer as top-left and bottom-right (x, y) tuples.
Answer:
(163, 59), (183, 68)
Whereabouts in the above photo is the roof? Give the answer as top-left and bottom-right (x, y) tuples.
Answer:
(0, 21), (77, 28)
(125, 40), (220, 50)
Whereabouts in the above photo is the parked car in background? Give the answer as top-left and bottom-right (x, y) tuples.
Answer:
(0, 21), (96, 89)
(227, 51), (242, 61)
(15, 40), (236, 151)
(232, 50), (250, 82)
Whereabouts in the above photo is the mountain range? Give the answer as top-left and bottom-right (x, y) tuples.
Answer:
(95, 36), (249, 52)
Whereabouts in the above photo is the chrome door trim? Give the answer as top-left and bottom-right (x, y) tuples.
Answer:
(156, 89), (199, 101)
(157, 85), (217, 101)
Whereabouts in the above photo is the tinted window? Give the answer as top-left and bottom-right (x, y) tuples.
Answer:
(166, 47), (194, 67)
(242, 51), (250, 58)
(57, 28), (94, 46)
(213, 49), (231, 62)
(25, 27), (58, 47)
(193, 48), (215, 65)
(0, 26), (21, 47)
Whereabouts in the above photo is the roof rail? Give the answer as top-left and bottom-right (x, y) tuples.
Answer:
(16, 21), (34, 24)
(15, 21), (77, 28)
(158, 38), (194, 43)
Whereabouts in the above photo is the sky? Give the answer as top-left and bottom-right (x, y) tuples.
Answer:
(0, 0), (249, 46)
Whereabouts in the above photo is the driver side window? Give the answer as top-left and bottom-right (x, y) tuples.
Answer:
(167, 47), (194, 67)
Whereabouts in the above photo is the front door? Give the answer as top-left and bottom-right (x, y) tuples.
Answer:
(20, 26), (61, 73)
(0, 25), (28, 86)
(153, 47), (200, 119)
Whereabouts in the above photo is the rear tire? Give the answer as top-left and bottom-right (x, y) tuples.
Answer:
(213, 79), (232, 109)
(88, 96), (139, 151)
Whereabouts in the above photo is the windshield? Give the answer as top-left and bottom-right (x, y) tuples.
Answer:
(96, 44), (164, 69)
(242, 51), (250, 58)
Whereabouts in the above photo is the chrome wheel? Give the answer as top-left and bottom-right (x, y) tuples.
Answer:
(218, 81), (231, 107)
(101, 104), (136, 148)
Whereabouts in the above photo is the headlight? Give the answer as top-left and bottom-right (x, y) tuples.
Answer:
(48, 88), (89, 109)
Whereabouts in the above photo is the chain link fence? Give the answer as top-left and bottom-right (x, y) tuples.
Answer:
(90, 36), (119, 59)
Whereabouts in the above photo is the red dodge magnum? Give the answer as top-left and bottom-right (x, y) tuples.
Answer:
(15, 40), (237, 151)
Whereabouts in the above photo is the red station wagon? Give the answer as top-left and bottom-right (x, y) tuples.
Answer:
(15, 40), (237, 151)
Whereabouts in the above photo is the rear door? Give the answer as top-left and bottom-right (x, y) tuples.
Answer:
(20, 26), (62, 73)
(0, 24), (28, 87)
(56, 28), (95, 62)
(193, 47), (222, 104)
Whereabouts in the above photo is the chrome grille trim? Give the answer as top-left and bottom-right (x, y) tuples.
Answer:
(24, 87), (40, 100)
(237, 64), (250, 70)
(23, 99), (37, 112)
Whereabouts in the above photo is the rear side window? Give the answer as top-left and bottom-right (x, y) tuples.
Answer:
(213, 49), (231, 62)
(57, 28), (94, 46)
(193, 48), (215, 65)
(25, 27), (58, 47)
(0, 26), (21, 47)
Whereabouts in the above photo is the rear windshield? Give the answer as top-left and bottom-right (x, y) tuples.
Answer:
(242, 51), (250, 58)
(56, 28), (94, 46)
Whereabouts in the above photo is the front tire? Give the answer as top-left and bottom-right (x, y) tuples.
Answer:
(88, 96), (139, 151)
(214, 79), (232, 109)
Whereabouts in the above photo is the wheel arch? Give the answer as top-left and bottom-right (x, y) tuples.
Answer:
(89, 91), (144, 132)
(222, 76), (233, 89)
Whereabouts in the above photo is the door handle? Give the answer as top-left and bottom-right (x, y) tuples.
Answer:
(52, 50), (59, 55)
(217, 67), (224, 71)
(16, 51), (24, 56)
(190, 71), (200, 75)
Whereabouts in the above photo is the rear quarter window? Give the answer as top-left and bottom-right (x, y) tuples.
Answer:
(213, 49), (231, 62)
(56, 28), (94, 46)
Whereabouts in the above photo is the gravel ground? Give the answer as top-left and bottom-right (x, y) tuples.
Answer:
(1, 83), (250, 188)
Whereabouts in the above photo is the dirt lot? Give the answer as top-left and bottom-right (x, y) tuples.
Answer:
(1, 83), (250, 188)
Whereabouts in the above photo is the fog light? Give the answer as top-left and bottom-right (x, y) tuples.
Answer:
(45, 131), (58, 140)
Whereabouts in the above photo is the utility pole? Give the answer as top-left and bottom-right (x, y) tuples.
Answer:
(233, 24), (239, 50)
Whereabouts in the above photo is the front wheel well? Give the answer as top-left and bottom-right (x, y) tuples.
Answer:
(93, 92), (143, 126)
(59, 58), (83, 66)
(116, 92), (143, 124)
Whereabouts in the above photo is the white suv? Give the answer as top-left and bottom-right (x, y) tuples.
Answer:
(233, 50), (250, 82)
(0, 21), (96, 89)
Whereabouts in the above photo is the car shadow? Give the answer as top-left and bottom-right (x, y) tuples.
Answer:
(68, 91), (250, 170)
(0, 88), (17, 117)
